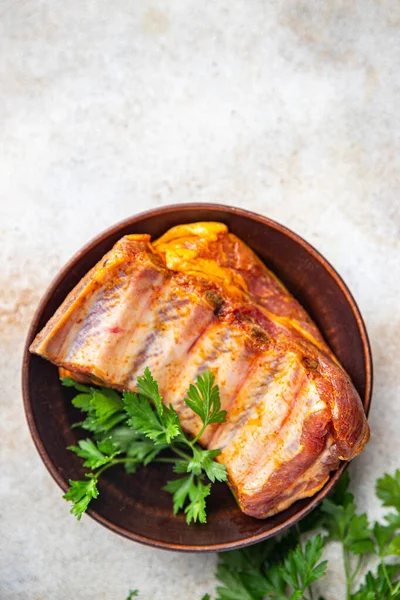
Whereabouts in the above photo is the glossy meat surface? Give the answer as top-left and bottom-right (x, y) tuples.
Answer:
(30, 223), (369, 518)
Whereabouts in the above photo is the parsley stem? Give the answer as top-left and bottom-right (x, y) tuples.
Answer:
(342, 547), (351, 600)
(191, 423), (207, 446)
(380, 557), (393, 593)
(350, 555), (363, 584)
(94, 457), (177, 479)
(94, 458), (142, 478)
(171, 445), (192, 461)
(295, 524), (314, 600)
(393, 581), (400, 594)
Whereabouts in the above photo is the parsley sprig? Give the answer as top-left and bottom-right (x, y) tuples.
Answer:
(62, 368), (227, 524)
(214, 519), (328, 600)
(209, 469), (400, 600)
(62, 373), (400, 598)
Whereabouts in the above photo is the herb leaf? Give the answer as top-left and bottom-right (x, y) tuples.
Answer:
(136, 367), (164, 416)
(67, 438), (120, 469)
(215, 529), (327, 600)
(185, 479), (211, 524)
(71, 393), (92, 411)
(187, 447), (227, 483)
(127, 467), (400, 598)
(63, 475), (99, 520)
(282, 535), (328, 592)
(61, 377), (91, 393)
(110, 426), (167, 469)
(164, 474), (194, 515)
(63, 368), (226, 524)
(184, 371), (227, 427)
(322, 489), (373, 555)
(376, 470), (400, 512)
(123, 392), (181, 445)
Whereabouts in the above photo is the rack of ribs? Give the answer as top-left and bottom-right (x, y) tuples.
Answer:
(30, 222), (369, 518)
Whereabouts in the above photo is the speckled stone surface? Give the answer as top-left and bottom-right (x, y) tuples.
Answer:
(1, 1), (399, 598)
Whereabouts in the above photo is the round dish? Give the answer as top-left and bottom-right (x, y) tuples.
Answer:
(22, 204), (372, 552)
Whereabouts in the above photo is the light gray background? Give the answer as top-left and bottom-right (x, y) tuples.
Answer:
(1, 1), (399, 598)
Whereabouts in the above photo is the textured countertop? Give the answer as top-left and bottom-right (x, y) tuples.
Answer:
(1, 1), (399, 598)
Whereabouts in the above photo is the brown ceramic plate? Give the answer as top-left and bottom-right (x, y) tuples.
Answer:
(22, 204), (372, 552)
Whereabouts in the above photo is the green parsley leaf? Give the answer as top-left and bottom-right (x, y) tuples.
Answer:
(219, 538), (276, 573)
(110, 426), (167, 466)
(386, 535), (400, 556)
(125, 590), (139, 599)
(70, 385), (126, 434)
(97, 437), (119, 455)
(373, 520), (398, 555)
(91, 387), (124, 421)
(385, 512), (400, 530)
(346, 514), (375, 555)
(123, 392), (181, 445)
(282, 535), (328, 592)
(215, 565), (256, 600)
(136, 367), (164, 416)
(173, 459), (191, 474)
(80, 412), (126, 433)
(184, 371), (227, 427)
(185, 479), (211, 524)
(63, 474), (99, 520)
(376, 470), (400, 512)
(165, 475), (211, 525)
(71, 393), (92, 412)
(67, 438), (120, 469)
(258, 563), (287, 599)
(61, 377), (91, 393)
(322, 490), (373, 555)
(162, 404), (184, 442)
(351, 564), (400, 599)
(215, 531), (327, 600)
(164, 474), (194, 515)
(187, 447), (227, 483)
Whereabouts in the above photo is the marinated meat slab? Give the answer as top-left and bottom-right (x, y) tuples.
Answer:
(30, 222), (369, 518)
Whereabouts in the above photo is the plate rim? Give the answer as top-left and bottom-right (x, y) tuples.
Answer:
(21, 203), (373, 552)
